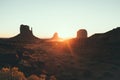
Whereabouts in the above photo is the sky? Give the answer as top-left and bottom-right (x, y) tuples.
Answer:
(0, 0), (120, 38)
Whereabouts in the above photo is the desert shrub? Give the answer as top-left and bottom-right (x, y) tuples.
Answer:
(11, 67), (26, 80)
(0, 67), (57, 80)
(49, 75), (57, 80)
(0, 67), (27, 80)
(27, 74), (40, 80)
(39, 74), (47, 80)
(0, 67), (11, 80)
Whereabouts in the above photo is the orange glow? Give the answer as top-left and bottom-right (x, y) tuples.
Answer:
(66, 41), (74, 55)
(50, 37), (70, 42)
(0, 34), (12, 38)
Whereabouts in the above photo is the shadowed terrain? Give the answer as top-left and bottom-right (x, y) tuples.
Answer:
(0, 25), (120, 80)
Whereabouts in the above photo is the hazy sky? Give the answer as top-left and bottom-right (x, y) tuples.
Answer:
(0, 0), (120, 38)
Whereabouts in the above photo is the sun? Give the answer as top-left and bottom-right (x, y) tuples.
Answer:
(49, 32), (75, 42)
(59, 33), (74, 40)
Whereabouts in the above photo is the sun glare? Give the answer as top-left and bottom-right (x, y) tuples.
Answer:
(59, 33), (74, 40)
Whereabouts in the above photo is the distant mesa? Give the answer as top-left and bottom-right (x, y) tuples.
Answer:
(77, 29), (87, 39)
(8, 24), (40, 43)
(103, 27), (120, 43)
(52, 32), (59, 40)
(89, 27), (120, 44)
(0, 24), (120, 44)
(50, 32), (63, 41)
(20, 24), (33, 36)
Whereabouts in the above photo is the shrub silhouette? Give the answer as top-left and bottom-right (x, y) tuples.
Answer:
(0, 67), (57, 80)
(27, 74), (40, 80)
(0, 67), (26, 80)
(49, 75), (57, 80)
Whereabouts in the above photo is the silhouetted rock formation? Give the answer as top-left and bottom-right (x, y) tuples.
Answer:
(8, 24), (40, 43)
(88, 27), (120, 46)
(102, 27), (120, 43)
(20, 24), (33, 36)
(77, 29), (87, 39)
(50, 32), (63, 41)
(52, 32), (59, 40)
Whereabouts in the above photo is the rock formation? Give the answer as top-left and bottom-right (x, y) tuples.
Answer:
(77, 29), (87, 39)
(8, 24), (40, 43)
(20, 24), (33, 36)
(50, 32), (63, 42)
(52, 32), (59, 40)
